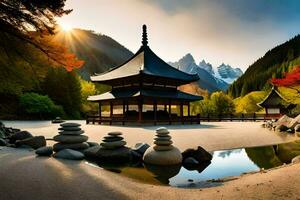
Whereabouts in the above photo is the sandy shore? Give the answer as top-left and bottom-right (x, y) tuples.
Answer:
(1, 121), (300, 200)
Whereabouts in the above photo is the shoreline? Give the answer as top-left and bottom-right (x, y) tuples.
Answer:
(1, 121), (300, 199)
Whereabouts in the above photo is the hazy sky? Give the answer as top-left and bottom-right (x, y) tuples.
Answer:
(59, 0), (300, 71)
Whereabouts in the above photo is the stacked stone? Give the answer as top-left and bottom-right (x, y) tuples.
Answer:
(143, 127), (182, 165)
(153, 128), (173, 151)
(53, 123), (89, 152)
(100, 131), (126, 150)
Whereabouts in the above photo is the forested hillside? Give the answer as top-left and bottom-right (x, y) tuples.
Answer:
(0, 28), (131, 119)
(56, 29), (133, 80)
(228, 35), (300, 98)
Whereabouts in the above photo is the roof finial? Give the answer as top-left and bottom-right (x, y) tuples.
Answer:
(142, 24), (148, 47)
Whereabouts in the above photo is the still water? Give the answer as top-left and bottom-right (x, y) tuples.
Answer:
(90, 145), (289, 188)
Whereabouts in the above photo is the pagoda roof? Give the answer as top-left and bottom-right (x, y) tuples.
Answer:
(90, 25), (199, 85)
(87, 88), (203, 102)
(258, 86), (291, 108)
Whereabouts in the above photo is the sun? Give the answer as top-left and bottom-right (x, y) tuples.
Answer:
(59, 21), (73, 32)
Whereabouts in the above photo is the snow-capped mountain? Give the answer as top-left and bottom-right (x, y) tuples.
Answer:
(169, 54), (229, 92)
(215, 63), (243, 84)
(169, 53), (243, 92)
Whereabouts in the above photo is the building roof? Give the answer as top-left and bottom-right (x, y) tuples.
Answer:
(258, 86), (291, 108)
(90, 25), (199, 85)
(87, 88), (203, 102)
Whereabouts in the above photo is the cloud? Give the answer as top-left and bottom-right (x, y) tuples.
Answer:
(62, 0), (300, 70)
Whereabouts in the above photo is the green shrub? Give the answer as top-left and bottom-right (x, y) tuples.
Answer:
(19, 93), (65, 119)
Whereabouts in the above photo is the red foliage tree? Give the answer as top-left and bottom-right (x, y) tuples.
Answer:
(272, 66), (300, 94)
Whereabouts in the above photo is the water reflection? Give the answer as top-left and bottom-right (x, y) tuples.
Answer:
(88, 142), (300, 188)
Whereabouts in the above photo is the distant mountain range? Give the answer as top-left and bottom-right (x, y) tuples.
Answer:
(169, 53), (243, 92)
(57, 29), (243, 92)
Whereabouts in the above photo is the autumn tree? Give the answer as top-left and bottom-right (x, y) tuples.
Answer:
(0, 0), (83, 70)
(272, 66), (300, 95)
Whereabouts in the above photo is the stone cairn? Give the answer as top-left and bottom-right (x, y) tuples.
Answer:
(100, 131), (126, 150)
(143, 127), (182, 165)
(53, 123), (89, 152)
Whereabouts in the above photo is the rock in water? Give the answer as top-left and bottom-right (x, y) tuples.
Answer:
(133, 143), (150, 156)
(16, 136), (46, 149)
(182, 146), (212, 163)
(9, 131), (33, 143)
(143, 127), (182, 165)
(36, 146), (53, 156)
(53, 149), (84, 160)
(95, 132), (131, 163)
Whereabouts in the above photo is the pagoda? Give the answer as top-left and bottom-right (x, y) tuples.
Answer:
(87, 25), (203, 125)
(258, 86), (294, 118)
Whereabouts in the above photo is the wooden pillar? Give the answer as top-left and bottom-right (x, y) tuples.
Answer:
(122, 100), (125, 125)
(188, 102), (191, 124)
(154, 100), (157, 125)
(110, 101), (113, 125)
(180, 101), (183, 124)
(168, 100), (171, 125)
(98, 102), (102, 124)
(138, 99), (143, 123)
(126, 102), (129, 112)
(164, 104), (167, 112)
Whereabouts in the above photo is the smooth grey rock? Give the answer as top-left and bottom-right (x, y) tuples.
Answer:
(107, 131), (122, 136)
(84, 145), (101, 159)
(59, 130), (84, 135)
(153, 145), (173, 151)
(16, 136), (46, 149)
(53, 135), (88, 143)
(58, 127), (81, 131)
(100, 140), (126, 149)
(182, 146), (212, 163)
(154, 140), (173, 146)
(9, 131), (33, 143)
(0, 138), (7, 146)
(292, 155), (300, 164)
(275, 124), (288, 132)
(133, 143), (150, 155)
(53, 149), (84, 160)
(156, 127), (170, 135)
(103, 136), (123, 142)
(60, 123), (81, 127)
(36, 146), (53, 156)
(87, 142), (99, 147)
(53, 142), (89, 152)
(183, 157), (199, 167)
(143, 146), (182, 165)
(95, 146), (132, 163)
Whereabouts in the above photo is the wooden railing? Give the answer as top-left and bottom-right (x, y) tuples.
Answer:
(86, 113), (271, 125)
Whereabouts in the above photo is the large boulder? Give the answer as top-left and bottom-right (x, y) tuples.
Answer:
(143, 147), (182, 165)
(275, 124), (288, 132)
(16, 136), (46, 149)
(53, 149), (85, 160)
(292, 155), (300, 164)
(95, 146), (132, 164)
(182, 146), (212, 163)
(9, 131), (33, 143)
(288, 114), (300, 129)
(35, 146), (53, 156)
(294, 124), (300, 132)
(275, 115), (293, 127)
(0, 138), (7, 146)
